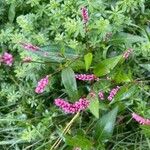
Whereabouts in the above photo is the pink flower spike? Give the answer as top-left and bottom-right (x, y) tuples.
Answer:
(54, 98), (89, 114)
(132, 113), (150, 125)
(35, 75), (49, 94)
(98, 91), (104, 100)
(108, 86), (120, 101)
(21, 42), (40, 51)
(123, 48), (133, 59)
(75, 74), (99, 81)
(2, 52), (13, 66)
(81, 7), (89, 24)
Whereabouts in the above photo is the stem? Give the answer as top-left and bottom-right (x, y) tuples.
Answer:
(50, 112), (80, 150)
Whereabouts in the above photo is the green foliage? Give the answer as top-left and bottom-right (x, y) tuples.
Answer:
(61, 67), (78, 101)
(88, 94), (99, 118)
(94, 107), (118, 142)
(0, 0), (150, 149)
(94, 55), (122, 76)
(84, 52), (93, 71)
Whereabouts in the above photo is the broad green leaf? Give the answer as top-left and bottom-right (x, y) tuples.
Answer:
(8, 4), (16, 23)
(61, 67), (78, 102)
(114, 70), (132, 83)
(94, 55), (122, 76)
(111, 32), (147, 45)
(114, 85), (136, 100)
(112, 84), (136, 103)
(88, 95), (99, 118)
(25, 44), (80, 63)
(94, 106), (118, 142)
(140, 64), (150, 72)
(93, 80), (111, 92)
(84, 53), (93, 71)
(65, 135), (93, 149)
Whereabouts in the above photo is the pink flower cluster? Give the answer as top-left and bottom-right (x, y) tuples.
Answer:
(0, 52), (13, 66)
(132, 113), (150, 125)
(75, 74), (99, 81)
(35, 75), (49, 93)
(108, 86), (120, 101)
(123, 48), (133, 59)
(21, 43), (40, 51)
(98, 91), (104, 100)
(81, 7), (89, 24)
(54, 98), (89, 114)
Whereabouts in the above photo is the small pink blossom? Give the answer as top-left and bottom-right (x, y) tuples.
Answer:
(89, 91), (96, 98)
(75, 74), (99, 81)
(54, 98), (89, 114)
(81, 7), (89, 24)
(123, 48), (133, 59)
(132, 113), (150, 125)
(108, 86), (120, 101)
(21, 42), (40, 51)
(35, 75), (49, 94)
(2, 52), (13, 66)
(98, 91), (104, 100)
(22, 56), (32, 63)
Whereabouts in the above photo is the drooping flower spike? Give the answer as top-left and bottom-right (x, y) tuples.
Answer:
(108, 86), (120, 101)
(35, 75), (49, 94)
(20, 42), (40, 51)
(54, 98), (89, 114)
(132, 113), (150, 125)
(75, 74), (99, 81)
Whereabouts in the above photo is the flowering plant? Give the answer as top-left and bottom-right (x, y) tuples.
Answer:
(0, 0), (150, 149)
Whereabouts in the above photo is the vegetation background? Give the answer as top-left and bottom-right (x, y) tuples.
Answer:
(0, 0), (150, 149)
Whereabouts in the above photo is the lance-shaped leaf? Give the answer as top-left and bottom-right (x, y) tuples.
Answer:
(23, 44), (80, 63)
(110, 32), (147, 45)
(65, 134), (93, 149)
(84, 53), (93, 71)
(61, 67), (78, 102)
(88, 95), (99, 118)
(110, 84), (137, 104)
(94, 55), (122, 76)
(94, 106), (118, 142)
(8, 4), (16, 23)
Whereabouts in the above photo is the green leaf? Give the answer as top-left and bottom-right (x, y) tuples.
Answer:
(114, 70), (132, 83)
(94, 55), (122, 76)
(26, 44), (80, 63)
(65, 135), (93, 149)
(111, 32), (147, 45)
(88, 95), (99, 118)
(94, 106), (118, 142)
(8, 4), (16, 23)
(61, 67), (78, 102)
(140, 64), (150, 72)
(113, 85), (136, 102)
(93, 80), (111, 92)
(84, 53), (93, 71)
